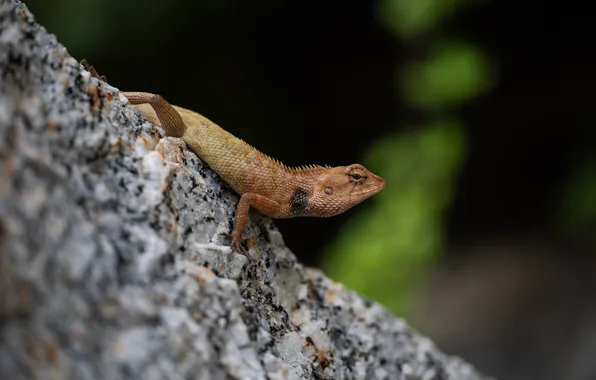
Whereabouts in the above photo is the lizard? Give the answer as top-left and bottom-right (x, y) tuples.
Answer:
(80, 61), (385, 258)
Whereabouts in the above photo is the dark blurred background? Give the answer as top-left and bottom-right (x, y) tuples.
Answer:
(26, 0), (596, 379)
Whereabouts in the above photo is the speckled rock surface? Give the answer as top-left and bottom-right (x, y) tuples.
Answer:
(0, 1), (493, 379)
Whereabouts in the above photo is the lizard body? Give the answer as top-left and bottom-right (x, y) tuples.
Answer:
(121, 91), (385, 257)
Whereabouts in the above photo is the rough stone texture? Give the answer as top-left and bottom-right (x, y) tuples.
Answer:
(0, 1), (493, 379)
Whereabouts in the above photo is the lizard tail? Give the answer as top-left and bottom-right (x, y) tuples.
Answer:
(122, 92), (186, 138)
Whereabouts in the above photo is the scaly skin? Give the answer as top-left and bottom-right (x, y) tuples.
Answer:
(121, 92), (385, 258)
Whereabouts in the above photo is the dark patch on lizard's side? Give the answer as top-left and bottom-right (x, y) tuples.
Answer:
(289, 188), (309, 216)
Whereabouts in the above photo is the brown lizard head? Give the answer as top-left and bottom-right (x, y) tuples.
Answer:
(308, 164), (385, 217)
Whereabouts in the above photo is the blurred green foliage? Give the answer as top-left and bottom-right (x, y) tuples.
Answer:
(27, 0), (232, 57)
(322, 123), (466, 315)
(400, 39), (494, 110)
(27, 0), (118, 54)
(377, 0), (473, 38)
(322, 0), (492, 318)
(557, 140), (596, 242)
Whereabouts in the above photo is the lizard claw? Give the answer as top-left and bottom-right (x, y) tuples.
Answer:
(221, 233), (252, 262)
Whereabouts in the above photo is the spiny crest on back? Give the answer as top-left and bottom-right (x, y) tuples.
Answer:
(288, 163), (330, 173)
(246, 141), (330, 173)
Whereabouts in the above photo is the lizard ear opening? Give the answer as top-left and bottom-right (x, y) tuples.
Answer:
(324, 186), (334, 195)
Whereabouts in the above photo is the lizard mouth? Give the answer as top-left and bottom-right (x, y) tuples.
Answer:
(373, 176), (386, 191)
(364, 175), (385, 194)
(351, 175), (385, 199)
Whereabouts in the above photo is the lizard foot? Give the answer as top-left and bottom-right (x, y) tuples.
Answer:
(221, 233), (252, 262)
(80, 59), (107, 82)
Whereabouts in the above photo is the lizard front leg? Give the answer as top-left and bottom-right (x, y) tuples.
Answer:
(122, 92), (186, 138)
(229, 193), (282, 258)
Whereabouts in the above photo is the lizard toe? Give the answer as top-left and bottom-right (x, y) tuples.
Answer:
(220, 233), (252, 261)
(232, 239), (252, 261)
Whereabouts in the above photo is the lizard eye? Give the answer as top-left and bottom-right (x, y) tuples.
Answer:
(348, 169), (366, 183)
(324, 186), (334, 195)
